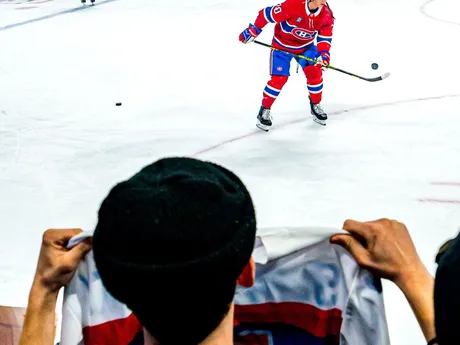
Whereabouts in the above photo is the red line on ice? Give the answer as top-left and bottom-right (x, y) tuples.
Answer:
(0, 0), (52, 4)
(431, 182), (460, 187)
(192, 94), (460, 157)
(418, 199), (460, 205)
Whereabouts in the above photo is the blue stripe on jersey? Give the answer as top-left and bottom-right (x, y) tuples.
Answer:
(317, 36), (332, 44)
(264, 86), (280, 97)
(78, 274), (89, 288)
(264, 7), (275, 23)
(280, 21), (296, 33)
(307, 84), (323, 92)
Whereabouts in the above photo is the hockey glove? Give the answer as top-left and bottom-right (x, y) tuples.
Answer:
(316, 51), (331, 70)
(239, 24), (262, 44)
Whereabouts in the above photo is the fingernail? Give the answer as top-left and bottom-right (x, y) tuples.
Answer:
(330, 235), (340, 243)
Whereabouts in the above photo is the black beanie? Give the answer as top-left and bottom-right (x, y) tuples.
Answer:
(92, 157), (257, 345)
(434, 231), (460, 345)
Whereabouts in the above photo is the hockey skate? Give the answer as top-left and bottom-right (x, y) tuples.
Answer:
(309, 97), (327, 126)
(256, 106), (273, 132)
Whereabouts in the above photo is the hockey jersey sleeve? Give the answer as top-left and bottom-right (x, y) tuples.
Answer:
(317, 12), (334, 56)
(254, 0), (297, 29)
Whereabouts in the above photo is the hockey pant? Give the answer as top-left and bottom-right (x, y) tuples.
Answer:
(262, 46), (323, 109)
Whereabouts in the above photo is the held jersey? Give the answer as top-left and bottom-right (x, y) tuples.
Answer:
(253, 0), (334, 54)
(59, 227), (390, 345)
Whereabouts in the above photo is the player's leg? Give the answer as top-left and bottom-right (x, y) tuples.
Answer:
(262, 50), (291, 109)
(299, 45), (328, 125)
(257, 50), (291, 132)
(304, 64), (327, 125)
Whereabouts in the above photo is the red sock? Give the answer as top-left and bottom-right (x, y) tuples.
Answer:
(261, 75), (289, 108)
(303, 65), (323, 104)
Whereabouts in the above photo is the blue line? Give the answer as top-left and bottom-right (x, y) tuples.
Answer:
(0, 0), (120, 32)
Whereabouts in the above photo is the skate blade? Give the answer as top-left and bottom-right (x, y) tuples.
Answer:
(256, 122), (271, 132)
(312, 116), (326, 126)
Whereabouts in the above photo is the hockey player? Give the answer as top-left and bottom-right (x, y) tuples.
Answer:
(239, 0), (334, 130)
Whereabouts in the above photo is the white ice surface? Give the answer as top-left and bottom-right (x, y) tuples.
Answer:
(1, 0), (460, 344)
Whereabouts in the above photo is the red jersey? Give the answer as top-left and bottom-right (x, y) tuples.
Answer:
(253, 0), (334, 55)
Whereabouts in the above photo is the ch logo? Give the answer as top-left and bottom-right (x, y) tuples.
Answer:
(296, 31), (310, 38)
(292, 28), (315, 40)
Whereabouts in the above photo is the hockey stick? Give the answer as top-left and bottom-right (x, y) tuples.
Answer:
(253, 40), (390, 82)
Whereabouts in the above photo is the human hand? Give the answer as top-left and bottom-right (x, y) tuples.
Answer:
(330, 218), (427, 289)
(32, 228), (92, 295)
(239, 23), (262, 44)
(316, 52), (330, 70)
(19, 229), (91, 345)
(331, 218), (436, 341)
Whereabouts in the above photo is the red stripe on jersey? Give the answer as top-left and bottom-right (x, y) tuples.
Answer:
(83, 313), (142, 345)
(234, 302), (342, 338)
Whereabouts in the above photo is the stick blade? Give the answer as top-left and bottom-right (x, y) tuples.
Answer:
(380, 72), (391, 80)
(363, 72), (391, 82)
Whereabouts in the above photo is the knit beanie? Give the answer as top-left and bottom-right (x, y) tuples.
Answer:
(434, 231), (460, 345)
(92, 157), (257, 345)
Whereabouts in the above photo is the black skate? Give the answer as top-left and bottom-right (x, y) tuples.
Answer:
(309, 97), (327, 126)
(81, 0), (86, 3)
(256, 106), (273, 132)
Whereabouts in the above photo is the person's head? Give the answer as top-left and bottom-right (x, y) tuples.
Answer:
(434, 232), (460, 345)
(309, 0), (328, 9)
(92, 157), (257, 345)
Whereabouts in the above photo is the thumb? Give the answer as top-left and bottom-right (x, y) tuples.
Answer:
(330, 234), (370, 267)
(68, 238), (92, 262)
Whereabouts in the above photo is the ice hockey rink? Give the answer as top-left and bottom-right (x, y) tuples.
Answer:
(1, 0), (460, 343)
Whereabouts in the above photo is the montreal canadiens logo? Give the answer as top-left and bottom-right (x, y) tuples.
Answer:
(292, 28), (315, 40)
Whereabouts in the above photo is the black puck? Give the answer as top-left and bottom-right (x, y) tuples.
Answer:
(115, 102), (122, 106)
(371, 63), (379, 70)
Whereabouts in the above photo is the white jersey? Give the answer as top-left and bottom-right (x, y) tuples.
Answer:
(60, 227), (391, 345)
